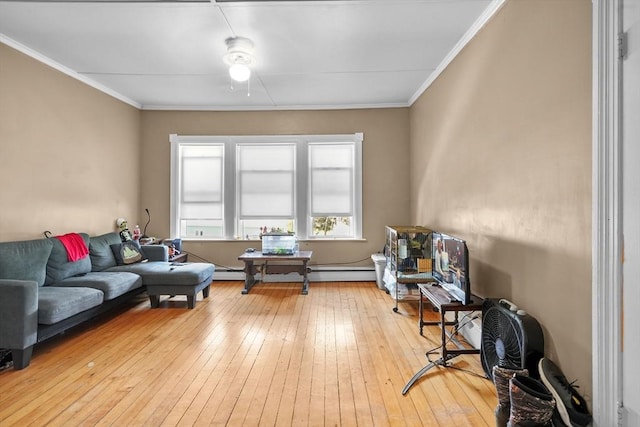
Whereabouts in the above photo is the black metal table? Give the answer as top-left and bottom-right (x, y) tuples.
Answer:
(402, 283), (483, 394)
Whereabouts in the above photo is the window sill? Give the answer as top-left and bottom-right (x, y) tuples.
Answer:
(181, 238), (368, 243)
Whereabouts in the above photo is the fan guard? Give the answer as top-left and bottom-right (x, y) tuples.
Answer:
(480, 299), (545, 381)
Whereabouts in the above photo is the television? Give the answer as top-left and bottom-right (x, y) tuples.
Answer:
(431, 232), (471, 305)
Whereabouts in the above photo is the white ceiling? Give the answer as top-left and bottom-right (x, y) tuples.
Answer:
(0, 0), (501, 111)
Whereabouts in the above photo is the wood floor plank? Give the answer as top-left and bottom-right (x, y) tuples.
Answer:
(225, 287), (297, 426)
(289, 282), (320, 426)
(2, 306), (180, 426)
(254, 288), (306, 426)
(75, 308), (206, 425)
(178, 285), (269, 425)
(0, 281), (497, 427)
(274, 283), (314, 426)
(332, 284), (357, 426)
(158, 285), (254, 426)
(0, 298), (166, 406)
(245, 288), (300, 425)
(113, 288), (245, 425)
(308, 283), (329, 426)
(338, 284), (376, 427)
(348, 285), (393, 426)
(198, 287), (287, 426)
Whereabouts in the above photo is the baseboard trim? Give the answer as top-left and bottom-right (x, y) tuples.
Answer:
(213, 267), (376, 282)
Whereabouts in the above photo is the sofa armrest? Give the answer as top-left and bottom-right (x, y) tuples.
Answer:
(0, 279), (38, 350)
(142, 245), (169, 262)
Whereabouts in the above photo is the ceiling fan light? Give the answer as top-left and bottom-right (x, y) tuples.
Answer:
(223, 37), (255, 83)
(229, 63), (251, 82)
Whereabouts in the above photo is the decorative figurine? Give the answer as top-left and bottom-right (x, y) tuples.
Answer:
(116, 218), (133, 242)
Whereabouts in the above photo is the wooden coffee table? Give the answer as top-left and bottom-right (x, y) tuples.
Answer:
(237, 251), (312, 295)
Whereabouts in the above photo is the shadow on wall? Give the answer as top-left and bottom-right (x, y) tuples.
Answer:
(464, 232), (589, 363)
(468, 233), (549, 301)
(472, 259), (512, 300)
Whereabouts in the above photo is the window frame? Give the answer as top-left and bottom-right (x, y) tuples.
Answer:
(169, 133), (363, 240)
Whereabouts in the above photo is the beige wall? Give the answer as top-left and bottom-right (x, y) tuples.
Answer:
(140, 109), (410, 268)
(0, 43), (141, 241)
(1, 0), (594, 401)
(410, 0), (592, 398)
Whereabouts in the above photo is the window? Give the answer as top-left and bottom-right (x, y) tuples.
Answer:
(170, 133), (363, 240)
(237, 144), (295, 239)
(309, 143), (356, 238)
(177, 144), (224, 238)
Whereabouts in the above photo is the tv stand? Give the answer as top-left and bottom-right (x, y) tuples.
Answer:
(402, 283), (483, 395)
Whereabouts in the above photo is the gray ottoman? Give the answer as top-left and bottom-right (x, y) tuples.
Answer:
(107, 262), (215, 309)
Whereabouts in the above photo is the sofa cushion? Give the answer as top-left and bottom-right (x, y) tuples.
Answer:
(89, 232), (121, 271)
(106, 262), (214, 286)
(137, 244), (168, 262)
(45, 233), (91, 285)
(52, 271), (143, 300)
(37, 286), (104, 325)
(111, 241), (146, 265)
(0, 238), (53, 287)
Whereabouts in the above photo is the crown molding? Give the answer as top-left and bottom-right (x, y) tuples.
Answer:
(141, 101), (409, 111)
(408, 0), (506, 106)
(0, 34), (142, 109)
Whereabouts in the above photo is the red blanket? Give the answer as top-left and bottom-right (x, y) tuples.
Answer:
(56, 233), (89, 262)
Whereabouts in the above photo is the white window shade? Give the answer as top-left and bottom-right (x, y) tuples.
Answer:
(309, 144), (354, 216)
(180, 200), (223, 220)
(237, 144), (295, 218)
(180, 145), (223, 220)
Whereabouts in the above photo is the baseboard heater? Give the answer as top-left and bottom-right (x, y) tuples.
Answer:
(213, 266), (376, 282)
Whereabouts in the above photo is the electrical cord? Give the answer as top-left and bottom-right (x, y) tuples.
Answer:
(446, 363), (488, 379)
(424, 312), (477, 360)
(422, 313), (488, 379)
(180, 250), (374, 272)
(310, 255), (377, 267)
(179, 250), (244, 273)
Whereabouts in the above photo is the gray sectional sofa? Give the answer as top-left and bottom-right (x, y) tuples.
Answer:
(0, 232), (215, 370)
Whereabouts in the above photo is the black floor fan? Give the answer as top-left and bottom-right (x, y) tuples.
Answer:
(480, 299), (545, 380)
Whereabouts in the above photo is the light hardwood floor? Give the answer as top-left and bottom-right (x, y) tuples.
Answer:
(0, 281), (497, 426)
